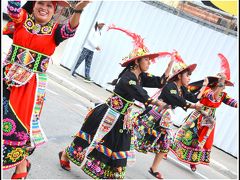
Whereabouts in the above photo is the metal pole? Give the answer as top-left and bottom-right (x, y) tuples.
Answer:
(71, 1), (104, 73)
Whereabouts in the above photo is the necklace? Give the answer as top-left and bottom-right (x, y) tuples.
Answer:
(24, 14), (54, 35)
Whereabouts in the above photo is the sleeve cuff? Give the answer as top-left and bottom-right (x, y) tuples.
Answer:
(60, 20), (78, 39)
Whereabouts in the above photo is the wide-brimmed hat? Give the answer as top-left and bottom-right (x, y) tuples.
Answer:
(120, 47), (162, 67)
(188, 75), (233, 94)
(167, 62), (197, 82)
(22, 1), (70, 14)
(206, 53), (234, 86)
(188, 53), (234, 91)
(108, 25), (167, 67)
(207, 75), (234, 86)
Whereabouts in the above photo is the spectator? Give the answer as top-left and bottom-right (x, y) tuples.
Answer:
(71, 20), (105, 82)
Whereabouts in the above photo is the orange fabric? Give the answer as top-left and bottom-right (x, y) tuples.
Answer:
(9, 74), (37, 131)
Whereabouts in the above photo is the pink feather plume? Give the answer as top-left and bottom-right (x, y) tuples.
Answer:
(171, 50), (184, 63)
(218, 53), (231, 80)
(107, 24), (148, 51)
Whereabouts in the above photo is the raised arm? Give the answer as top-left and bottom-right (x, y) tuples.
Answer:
(69, 1), (90, 29)
(183, 77), (209, 102)
(164, 59), (174, 79)
(222, 93), (238, 108)
(54, 1), (90, 46)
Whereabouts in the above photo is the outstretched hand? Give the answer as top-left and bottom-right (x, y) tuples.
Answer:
(69, 1), (91, 29)
(195, 102), (203, 111)
(202, 77), (209, 86)
(74, 0), (91, 10)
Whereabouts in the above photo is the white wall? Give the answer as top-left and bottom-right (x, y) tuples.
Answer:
(60, 1), (238, 157)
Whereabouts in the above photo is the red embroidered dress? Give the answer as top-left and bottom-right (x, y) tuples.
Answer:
(171, 87), (237, 165)
(3, 1), (77, 170)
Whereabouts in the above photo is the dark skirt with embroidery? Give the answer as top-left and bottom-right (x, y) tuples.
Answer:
(65, 104), (132, 179)
(134, 106), (172, 154)
(2, 65), (47, 170)
(170, 111), (212, 165)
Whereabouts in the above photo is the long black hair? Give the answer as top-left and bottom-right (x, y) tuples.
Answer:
(108, 59), (140, 86)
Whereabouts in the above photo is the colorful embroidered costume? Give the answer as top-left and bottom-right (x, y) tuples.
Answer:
(171, 87), (237, 165)
(65, 71), (167, 179)
(2, 0), (77, 170)
(135, 81), (200, 154)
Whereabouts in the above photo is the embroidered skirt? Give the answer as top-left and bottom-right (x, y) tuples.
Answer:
(170, 110), (214, 165)
(2, 65), (47, 170)
(134, 106), (173, 154)
(65, 104), (135, 179)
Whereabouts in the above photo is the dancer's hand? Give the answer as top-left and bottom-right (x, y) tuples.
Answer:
(74, 0), (91, 11)
(202, 77), (209, 87)
(194, 102), (203, 111)
(156, 100), (170, 110)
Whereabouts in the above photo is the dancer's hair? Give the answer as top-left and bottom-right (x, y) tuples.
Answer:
(169, 69), (192, 82)
(108, 59), (140, 86)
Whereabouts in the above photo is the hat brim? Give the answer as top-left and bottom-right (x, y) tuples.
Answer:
(207, 76), (234, 86)
(120, 53), (160, 67)
(57, 1), (70, 7)
(167, 64), (197, 82)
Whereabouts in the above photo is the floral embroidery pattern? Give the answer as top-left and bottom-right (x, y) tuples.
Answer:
(82, 156), (126, 179)
(25, 18), (34, 30)
(110, 96), (123, 110)
(14, 131), (29, 141)
(3, 118), (16, 136)
(85, 159), (104, 177)
(24, 14), (54, 35)
(66, 142), (86, 166)
(6, 148), (24, 163)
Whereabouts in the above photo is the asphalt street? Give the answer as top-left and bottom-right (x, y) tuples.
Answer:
(2, 79), (232, 179)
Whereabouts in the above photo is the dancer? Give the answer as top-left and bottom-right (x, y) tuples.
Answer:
(2, 1), (90, 179)
(134, 52), (208, 179)
(171, 53), (238, 172)
(58, 27), (174, 179)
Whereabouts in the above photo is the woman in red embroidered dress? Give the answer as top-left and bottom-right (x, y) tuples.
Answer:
(171, 53), (238, 172)
(2, 1), (90, 179)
